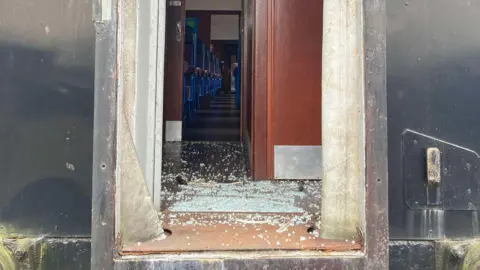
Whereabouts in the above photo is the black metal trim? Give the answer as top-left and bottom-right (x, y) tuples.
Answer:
(114, 256), (365, 269)
(363, 0), (389, 269)
(91, 9), (118, 270)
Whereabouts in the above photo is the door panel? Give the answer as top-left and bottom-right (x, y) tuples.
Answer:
(251, 0), (269, 179)
(271, 0), (323, 146)
(164, 0), (186, 141)
(249, 0), (323, 179)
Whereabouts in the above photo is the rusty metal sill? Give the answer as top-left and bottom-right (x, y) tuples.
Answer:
(121, 212), (361, 254)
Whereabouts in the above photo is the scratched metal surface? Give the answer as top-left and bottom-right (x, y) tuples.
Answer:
(387, 0), (480, 239)
(0, 0), (94, 236)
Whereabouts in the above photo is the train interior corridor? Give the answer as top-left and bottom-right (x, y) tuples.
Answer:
(181, 20), (241, 143)
(162, 1), (248, 192)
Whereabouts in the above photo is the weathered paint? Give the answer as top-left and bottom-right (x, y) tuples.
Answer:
(390, 239), (480, 269)
(0, 237), (91, 270)
(39, 238), (91, 270)
(387, 0), (480, 240)
(426, 147), (441, 186)
(320, 0), (365, 240)
(389, 241), (435, 270)
(116, 0), (164, 244)
(9, 238), (480, 269)
(0, 0), (94, 237)
(92, 14), (118, 270)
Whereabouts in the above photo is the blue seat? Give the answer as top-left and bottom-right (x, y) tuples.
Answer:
(183, 24), (197, 121)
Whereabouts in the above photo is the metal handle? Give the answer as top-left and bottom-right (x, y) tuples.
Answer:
(427, 147), (441, 185)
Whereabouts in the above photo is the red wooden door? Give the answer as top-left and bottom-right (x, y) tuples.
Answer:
(249, 0), (323, 179)
(163, 0), (186, 141)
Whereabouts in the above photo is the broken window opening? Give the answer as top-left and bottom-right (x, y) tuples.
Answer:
(114, 0), (366, 253)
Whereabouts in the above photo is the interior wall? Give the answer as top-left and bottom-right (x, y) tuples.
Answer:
(210, 40), (237, 72)
(186, 0), (241, 11)
(186, 11), (240, 50)
(185, 0), (241, 63)
(185, 11), (211, 45)
(210, 15), (240, 40)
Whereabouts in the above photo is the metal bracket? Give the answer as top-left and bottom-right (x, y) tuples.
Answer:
(403, 129), (480, 211)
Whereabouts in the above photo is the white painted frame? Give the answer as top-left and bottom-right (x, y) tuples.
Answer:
(116, 0), (166, 215)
